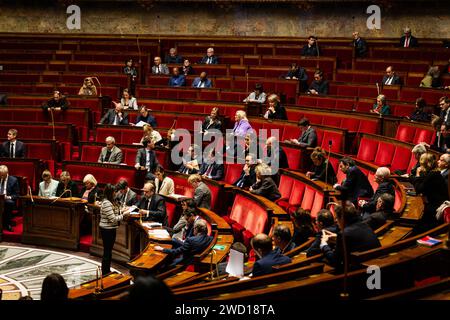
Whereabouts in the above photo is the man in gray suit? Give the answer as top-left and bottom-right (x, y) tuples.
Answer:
(115, 179), (137, 206)
(98, 136), (123, 164)
(188, 174), (211, 210)
(135, 138), (160, 180)
(151, 56), (169, 75)
(288, 118), (318, 148)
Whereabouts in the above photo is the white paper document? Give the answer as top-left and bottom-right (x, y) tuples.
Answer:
(225, 249), (244, 278)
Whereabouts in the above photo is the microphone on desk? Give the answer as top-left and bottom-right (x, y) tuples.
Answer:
(51, 189), (70, 204)
(324, 140), (332, 191)
(90, 76), (102, 97)
(28, 185), (34, 204)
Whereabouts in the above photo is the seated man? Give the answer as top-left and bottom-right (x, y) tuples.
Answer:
(233, 154), (257, 189)
(0, 165), (20, 232)
(273, 224), (296, 254)
(320, 202), (381, 270)
(251, 233), (291, 277)
(243, 83), (267, 104)
(288, 118), (318, 147)
(400, 26), (418, 48)
(165, 47), (183, 64)
(191, 72), (212, 88)
(438, 153), (450, 186)
(333, 157), (374, 205)
(98, 136), (123, 164)
(188, 174), (212, 210)
(42, 90), (69, 112)
(249, 163), (281, 202)
(55, 171), (79, 198)
(308, 69), (329, 95)
(199, 150), (224, 181)
(0, 128), (26, 158)
(135, 138), (160, 180)
(151, 56), (169, 75)
(38, 170), (59, 197)
(352, 31), (367, 58)
(154, 219), (213, 267)
(382, 66), (402, 86)
(178, 144), (200, 175)
(99, 102), (129, 125)
(431, 123), (450, 153)
(168, 67), (186, 87)
(359, 167), (394, 215)
(199, 47), (219, 64)
(305, 209), (338, 257)
(115, 179), (137, 207)
(136, 182), (167, 225)
(301, 36), (319, 56)
(135, 105), (157, 128)
(362, 193), (395, 231)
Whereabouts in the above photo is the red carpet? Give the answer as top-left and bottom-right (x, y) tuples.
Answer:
(79, 234), (92, 253)
(3, 216), (23, 242)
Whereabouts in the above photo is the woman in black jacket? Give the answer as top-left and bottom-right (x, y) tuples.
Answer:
(264, 94), (287, 120)
(306, 147), (337, 184)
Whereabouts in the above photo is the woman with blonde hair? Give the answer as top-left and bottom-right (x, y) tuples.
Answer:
(412, 153), (448, 232)
(306, 147), (336, 184)
(38, 170), (59, 197)
(140, 123), (162, 145)
(80, 174), (99, 203)
(420, 66), (441, 88)
(78, 77), (97, 96)
(370, 94), (390, 115)
(120, 88), (138, 110)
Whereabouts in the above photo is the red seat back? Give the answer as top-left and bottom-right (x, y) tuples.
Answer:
(357, 138), (379, 162)
(374, 142), (395, 167)
(395, 124), (416, 143)
(223, 163), (244, 185)
(229, 193), (268, 236)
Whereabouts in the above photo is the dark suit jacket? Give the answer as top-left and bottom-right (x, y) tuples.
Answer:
(135, 148), (159, 173)
(309, 80), (329, 95)
(362, 210), (393, 231)
(42, 97), (69, 111)
(192, 77), (212, 88)
(442, 169), (449, 187)
(310, 160), (337, 185)
(137, 194), (167, 226)
(1, 140), (26, 158)
(267, 105), (287, 120)
(165, 54), (183, 64)
(194, 182), (212, 209)
(202, 117), (222, 131)
(115, 188), (137, 207)
(79, 185), (100, 204)
(199, 163), (224, 180)
(382, 75), (402, 86)
(298, 127), (318, 147)
(361, 180), (395, 214)
(431, 134), (450, 153)
(252, 248), (291, 277)
(335, 166), (374, 204)
(322, 218), (381, 269)
(400, 35), (418, 47)
(100, 109), (129, 125)
(353, 38), (367, 57)
(2, 175), (20, 201)
(267, 147), (289, 171)
(250, 177), (281, 201)
(305, 224), (340, 257)
(301, 44), (319, 57)
(233, 165), (256, 189)
(163, 233), (213, 266)
(136, 114), (157, 127)
(178, 157), (200, 175)
(199, 55), (219, 64)
(55, 181), (79, 198)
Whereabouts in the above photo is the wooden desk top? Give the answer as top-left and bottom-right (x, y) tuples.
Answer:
(127, 243), (172, 270)
(68, 272), (132, 300)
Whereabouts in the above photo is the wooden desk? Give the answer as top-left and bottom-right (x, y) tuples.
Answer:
(127, 242), (172, 275)
(68, 272), (132, 300)
(21, 196), (86, 250)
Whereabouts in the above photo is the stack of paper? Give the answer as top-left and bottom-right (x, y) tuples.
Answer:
(148, 229), (170, 239)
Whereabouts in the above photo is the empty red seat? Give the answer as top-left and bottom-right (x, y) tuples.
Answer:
(374, 142), (395, 167)
(395, 124), (416, 143)
(391, 146), (412, 173)
(356, 138), (379, 162)
(223, 163), (244, 185)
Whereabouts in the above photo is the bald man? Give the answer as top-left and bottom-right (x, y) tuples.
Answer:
(251, 233), (291, 277)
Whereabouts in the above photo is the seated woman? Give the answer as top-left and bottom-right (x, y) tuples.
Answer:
(182, 59), (195, 76)
(263, 94), (288, 120)
(154, 166), (175, 196)
(78, 77), (97, 96)
(370, 94), (390, 115)
(408, 97), (430, 122)
(201, 107), (222, 133)
(56, 171), (79, 198)
(139, 123), (162, 145)
(42, 90), (69, 111)
(243, 83), (266, 104)
(420, 66), (441, 88)
(307, 69), (329, 95)
(38, 170), (59, 197)
(291, 208), (315, 247)
(80, 174), (100, 204)
(120, 88), (138, 110)
(305, 147), (337, 184)
(249, 163), (281, 201)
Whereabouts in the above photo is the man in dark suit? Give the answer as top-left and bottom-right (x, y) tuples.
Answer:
(155, 219), (212, 267)
(199, 47), (219, 64)
(251, 233), (291, 277)
(250, 164), (281, 202)
(191, 72), (212, 88)
(359, 167), (395, 214)
(164, 48), (183, 64)
(400, 27), (418, 48)
(98, 136), (123, 164)
(135, 138), (160, 180)
(301, 36), (319, 57)
(362, 193), (395, 231)
(438, 154), (450, 186)
(289, 118), (318, 148)
(42, 90), (69, 111)
(199, 150), (224, 181)
(438, 96), (450, 127)
(234, 154), (257, 189)
(431, 124), (450, 153)
(136, 106), (157, 127)
(137, 182), (167, 226)
(333, 157), (374, 205)
(352, 31), (367, 58)
(1, 129), (25, 158)
(0, 165), (20, 232)
(99, 102), (129, 125)
(305, 209), (339, 257)
(188, 174), (212, 209)
(320, 202), (381, 270)
(178, 144), (200, 175)
(273, 225), (296, 254)
(382, 66), (402, 86)
(115, 179), (137, 207)
(151, 56), (169, 75)
(308, 69), (329, 95)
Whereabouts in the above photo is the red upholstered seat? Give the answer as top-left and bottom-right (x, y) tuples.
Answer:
(223, 163), (244, 185)
(340, 118), (360, 132)
(395, 124), (416, 143)
(242, 229), (254, 248)
(413, 128), (435, 146)
(391, 146), (412, 172)
(283, 146), (302, 171)
(394, 188), (402, 212)
(374, 142), (395, 166)
(367, 172), (377, 193)
(165, 201), (178, 228)
(407, 154), (418, 174)
(356, 138), (379, 162)
(81, 145), (102, 162)
(321, 131), (343, 153)
(358, 120), (379, 134)
(443, 207), (450, 223)
(300, 186), (316, 211)
(286, 180), (306, 213)
(281, 126), (301, 141)
(310, 193), (324, 219)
